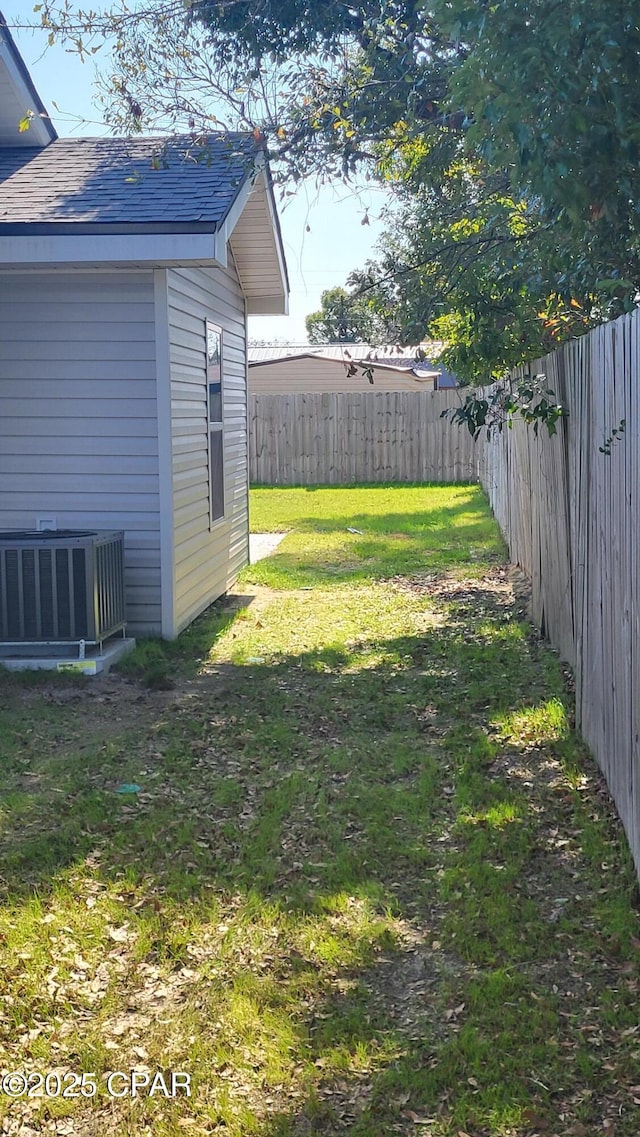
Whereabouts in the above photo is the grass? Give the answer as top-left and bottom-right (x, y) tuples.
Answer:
(0, 484), (639, 1136)
(244, 484), (505, 588)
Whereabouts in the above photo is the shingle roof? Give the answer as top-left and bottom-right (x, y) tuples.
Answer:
(0, 134), (258, 229)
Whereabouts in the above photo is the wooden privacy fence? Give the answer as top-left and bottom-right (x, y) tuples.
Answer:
(249, 329), (640, 877)
(248, 390), (476, 485)
(476, 310), (640, 878)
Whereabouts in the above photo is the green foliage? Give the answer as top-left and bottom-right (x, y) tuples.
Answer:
(600, 418), (627, 456)
(347, 169), (588, 383)
(304, 285), (393, 344)
(442, 0), (640, 241)
(442, 374), (569, 440)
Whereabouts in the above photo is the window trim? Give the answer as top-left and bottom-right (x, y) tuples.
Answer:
(206, 319), (225, 529)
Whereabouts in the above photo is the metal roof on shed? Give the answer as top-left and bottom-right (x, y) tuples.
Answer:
(248, 342), (445, 364)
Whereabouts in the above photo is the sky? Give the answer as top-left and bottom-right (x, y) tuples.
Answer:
(9, 9), (391, 343)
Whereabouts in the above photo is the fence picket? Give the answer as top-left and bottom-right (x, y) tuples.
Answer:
(248, 391), (471, 486)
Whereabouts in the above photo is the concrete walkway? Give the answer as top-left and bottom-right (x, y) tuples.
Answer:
(249, 532), (287, 564)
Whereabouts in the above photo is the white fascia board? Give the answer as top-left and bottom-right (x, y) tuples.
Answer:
(213, 172), (254, 264)
(220, 155), (289, 314)
(0, 231), (220, 268)
(0, 39), (53, 147)
(254, 157), (289, 313)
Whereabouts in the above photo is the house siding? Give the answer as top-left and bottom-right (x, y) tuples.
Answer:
(0, 270), (162, 635)
(248, 355), (436, 393)
(167, 262), (249, 635)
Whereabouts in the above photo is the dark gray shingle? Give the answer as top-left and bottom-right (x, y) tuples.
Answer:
(0, 134), (258, 227)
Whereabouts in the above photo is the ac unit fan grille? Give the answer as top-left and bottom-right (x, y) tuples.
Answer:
(0, 531), (125, 643)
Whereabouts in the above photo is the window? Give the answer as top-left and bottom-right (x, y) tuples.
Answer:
(206, 321), (225, 525)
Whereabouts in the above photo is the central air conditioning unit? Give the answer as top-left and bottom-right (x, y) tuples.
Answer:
(0, 530), (126, 647)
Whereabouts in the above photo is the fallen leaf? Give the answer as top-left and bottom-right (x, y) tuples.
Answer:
(108, 924), (131, 943)
(522, 1109), (549, 1130)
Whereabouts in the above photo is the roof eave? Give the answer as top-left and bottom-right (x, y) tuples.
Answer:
(0, 13), (57, 145)
(0, 220), (220, 237)
(0, 229), (220, 269)
(223, 151), (289, 315)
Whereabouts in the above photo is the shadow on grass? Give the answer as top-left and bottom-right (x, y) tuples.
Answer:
(0, 619), (536, 904)
(245, 508), (505, 589)
(116, 591), (255, 684)
(273, 505), (490, 536)
(0, 587), (637, 1134)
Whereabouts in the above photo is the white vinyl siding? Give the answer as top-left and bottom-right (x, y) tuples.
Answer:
(0, 270), (162, 635)
(167, 263), (249, 635)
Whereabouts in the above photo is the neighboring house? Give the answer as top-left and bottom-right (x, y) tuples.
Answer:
(0, 19), (288, 639)
(248, 343), (457, 392)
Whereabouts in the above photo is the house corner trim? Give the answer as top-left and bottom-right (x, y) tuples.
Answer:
(154, 268), (176, 639)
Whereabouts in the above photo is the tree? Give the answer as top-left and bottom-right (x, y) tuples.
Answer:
(305, 286), (394, 343)
(348, 160), (596, 384)
(25, 1), (640, 386)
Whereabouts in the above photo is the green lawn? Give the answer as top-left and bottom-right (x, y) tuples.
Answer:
(245, 484), (504, 588)
(0, 485), (638, 1137)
